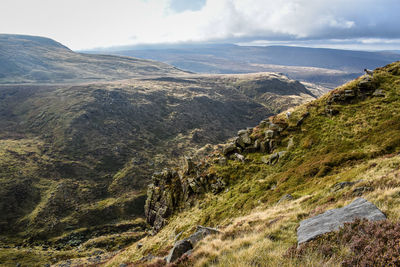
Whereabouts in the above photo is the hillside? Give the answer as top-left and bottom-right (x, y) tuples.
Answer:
(100, 62), (400, 266)
(0, 34), (187, 83)
(0, 36), (323, 266)
(93, 44), (400, 88)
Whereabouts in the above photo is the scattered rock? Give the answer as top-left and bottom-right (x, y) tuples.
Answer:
(136, 242), (143, 249)
(344, 89), (355, 97)
(184, 157), (195, 174)
(372, 89), (385, 97)
(268, 153), (280, 165)
(222, 143), (237, 156)
(265, 130), (276, 138)
(352, 186), (373, 196)
(332, 181), (357, 191)
(233, 153), (245, 162)
(297, 198), (386, 244)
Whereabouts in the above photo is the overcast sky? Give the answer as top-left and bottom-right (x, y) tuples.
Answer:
(1, 0), (400, 50)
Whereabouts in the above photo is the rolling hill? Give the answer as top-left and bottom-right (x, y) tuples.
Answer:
(94, 44), (400, 88)
(0, 35), (321, 266)
(0, 34), (187, 84)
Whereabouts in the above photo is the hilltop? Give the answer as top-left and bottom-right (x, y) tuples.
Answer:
(0, 34), (186, 84)
(102, 61), (400, 266)
(91, 44), (400, 88)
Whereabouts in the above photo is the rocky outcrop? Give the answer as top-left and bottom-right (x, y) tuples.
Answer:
(145, 117), (294, 231)
(325, 74), (383, 116)
(297, 198), (386, 244)
(145, 164), (227, 232)
(166, 226), (220, 263)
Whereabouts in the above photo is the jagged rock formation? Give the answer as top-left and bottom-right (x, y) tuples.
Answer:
(297, 198), (386, 244)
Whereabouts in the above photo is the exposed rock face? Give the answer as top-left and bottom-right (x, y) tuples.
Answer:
(166, 226), (220, 263)
(297, 198), (386, 244)
(145, 166), (227, 232)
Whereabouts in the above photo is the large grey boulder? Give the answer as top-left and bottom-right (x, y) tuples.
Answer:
(186, 226), (220, 247)
(297, 198), (386, 245)
(166, 240), (193, 263)
(166, 225), (220, 263)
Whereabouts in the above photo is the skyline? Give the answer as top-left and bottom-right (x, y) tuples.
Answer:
(1, 0), (400, 51)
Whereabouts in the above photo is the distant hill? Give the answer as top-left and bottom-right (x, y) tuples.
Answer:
(93, 44), (400, 88)
(0, 34), (187, 83)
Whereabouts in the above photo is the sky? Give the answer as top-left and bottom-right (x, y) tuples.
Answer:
(1, 0), (400, 51)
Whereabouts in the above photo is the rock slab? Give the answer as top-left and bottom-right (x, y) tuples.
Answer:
(297, 198), (386, 244)
(166, 225), (220, 263)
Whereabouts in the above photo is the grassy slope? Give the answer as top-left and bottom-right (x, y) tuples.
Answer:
(106, 61), (400, 266)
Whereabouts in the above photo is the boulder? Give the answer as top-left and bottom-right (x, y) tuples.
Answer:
(184, 156), (195, 174)
(237, 131), (252, 146)
(233, 153), (245, 162)
(166, 226), (220, 263)
(223, 143), (237, 156)
(186, 226), (220, 247)
(297, 198), (386, 245)
(166, 240), (193, 263)
(265, 130), (276, 139)
(372, 89), (385, 97)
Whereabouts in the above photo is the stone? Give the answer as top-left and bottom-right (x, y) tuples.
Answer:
(238, 132), (252, 146)
(137, 242), (143, 249)
(235, 137), (246, 149)
(344, 89), (355, 98)
(184, 157), (195, 174)
(186, 226), (220, 247)
(372, 89), (385, 97)
(352, 186), (373, 196)
(260, 141), (269, 153)
(265, 130), (276, 138)
(332, 181), (356, 191)
(297, 198), (386, 244)
(268, 152), (279, 165)
(254, 139), (260, 150)
(166, 240), (193, 263)
(237, 129), (248, 135)
(222, 143), (237, 155)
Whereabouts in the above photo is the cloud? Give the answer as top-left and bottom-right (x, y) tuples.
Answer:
(0, 0), (399, 49)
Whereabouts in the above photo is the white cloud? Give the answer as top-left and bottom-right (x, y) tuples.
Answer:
(0, 0), (399, 50)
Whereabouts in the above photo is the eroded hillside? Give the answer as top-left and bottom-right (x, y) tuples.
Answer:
(102, 62), (400, 267)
